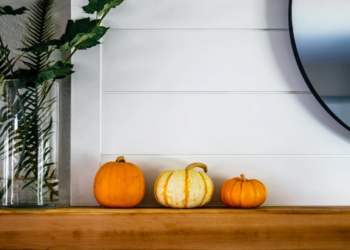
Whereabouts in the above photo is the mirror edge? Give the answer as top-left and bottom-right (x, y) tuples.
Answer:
(288, 0), (350, 131)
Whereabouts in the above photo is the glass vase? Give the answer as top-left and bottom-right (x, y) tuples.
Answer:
(0, 79), (59, 208)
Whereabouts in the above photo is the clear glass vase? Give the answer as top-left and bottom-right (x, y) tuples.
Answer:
(0, 79), (59, 208)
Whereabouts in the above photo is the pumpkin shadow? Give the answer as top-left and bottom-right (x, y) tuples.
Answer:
(138, 163), (162, 207)
(205, 175), (226, 207)
(265, 0), (350, 143)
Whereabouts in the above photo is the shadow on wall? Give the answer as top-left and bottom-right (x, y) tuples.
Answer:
(265, 0), (350, 143)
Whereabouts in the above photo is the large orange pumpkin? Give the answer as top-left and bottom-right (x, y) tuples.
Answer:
(220, 174), (267, 208)
(94, 156), (145, 208)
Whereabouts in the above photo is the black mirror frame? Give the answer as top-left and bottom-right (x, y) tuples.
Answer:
(288, 0), (350, 131)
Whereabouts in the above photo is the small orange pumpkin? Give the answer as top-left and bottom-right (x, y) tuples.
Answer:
(220, 174), (267, 208)
(94, 156), (145, 208)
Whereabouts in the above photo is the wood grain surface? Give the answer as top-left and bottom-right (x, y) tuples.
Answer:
(0, 207), (350, 249)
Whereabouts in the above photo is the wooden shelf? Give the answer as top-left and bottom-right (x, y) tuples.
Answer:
(1, 207), (350, 249)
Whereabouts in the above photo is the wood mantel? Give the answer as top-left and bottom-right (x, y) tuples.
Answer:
(1, 207), (350, 249)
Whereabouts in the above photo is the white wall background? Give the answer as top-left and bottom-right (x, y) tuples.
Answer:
(71, 0), (350, 206)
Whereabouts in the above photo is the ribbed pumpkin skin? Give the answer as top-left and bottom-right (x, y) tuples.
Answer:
(154, 164), (214, 208)
(220, 175), (267, 208)
(94, 157), (145, 208)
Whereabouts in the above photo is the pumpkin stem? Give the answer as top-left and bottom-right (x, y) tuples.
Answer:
(186, 163), (208, 173)
(241, 174), (247, 182)
(116, 156), (126, 163)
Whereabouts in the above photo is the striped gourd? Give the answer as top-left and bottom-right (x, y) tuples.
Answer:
(154, 163), (214, 208)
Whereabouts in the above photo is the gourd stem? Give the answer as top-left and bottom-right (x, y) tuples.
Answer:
(116, 156), (126, 163)
(241, 174), (247, 182)
(186, 163), (208, 173)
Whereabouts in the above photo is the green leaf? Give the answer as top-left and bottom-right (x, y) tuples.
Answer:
(99, 0), (124, 15)
(0, 45), (10, 53)
(0, 6), (27, 15)
(37, 61), (74, 83)
(60, 18), (109, 51)
(61, 18), (96, 42)
(21, 40), (63, 53)
(59, 42), (71, 52)
(60, 33), (91, 51)
(12, 69), (38, 85)
(77, 37), (101, 50)
(75, 26), (109, 50)
(82, 0), (109, 15)
(21, 0), (55, 73)
(82, 0), (123, 15)
(83, 26), (109, 49)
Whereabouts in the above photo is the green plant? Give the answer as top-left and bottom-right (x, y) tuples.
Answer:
(0, 0), (124, 203)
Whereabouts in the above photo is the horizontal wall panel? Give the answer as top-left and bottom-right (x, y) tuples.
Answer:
(73, 0), (289, 29)
(93, 156), (350, 206)
(102, 30), (308, 92)
(101, 93), (350, 155)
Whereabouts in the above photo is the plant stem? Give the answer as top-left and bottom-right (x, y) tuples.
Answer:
(11, 51), (27, 67)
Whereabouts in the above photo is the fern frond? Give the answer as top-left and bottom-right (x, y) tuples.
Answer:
(22, 0), (54, 73)
(0, 80), (58, 201)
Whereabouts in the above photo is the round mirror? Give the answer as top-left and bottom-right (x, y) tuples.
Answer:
(289, 0), (350, 130)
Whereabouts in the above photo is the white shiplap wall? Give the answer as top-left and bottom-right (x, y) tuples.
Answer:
(71, 0), (350, 206)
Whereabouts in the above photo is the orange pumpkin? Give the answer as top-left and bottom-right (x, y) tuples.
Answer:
(94, 156), (145, 208)
(220, 174), (267, 208)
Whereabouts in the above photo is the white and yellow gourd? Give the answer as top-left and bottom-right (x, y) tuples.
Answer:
(154, 163), (214, 208)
